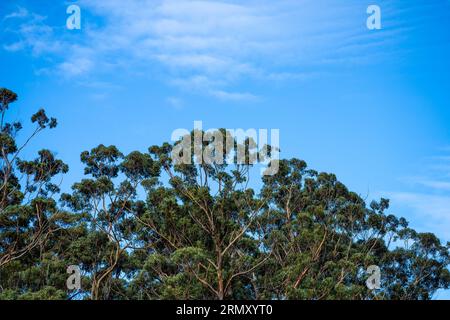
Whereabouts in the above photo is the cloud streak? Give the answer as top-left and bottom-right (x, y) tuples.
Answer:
(387, 150), (450, 241)
(1, 0), (414, 99)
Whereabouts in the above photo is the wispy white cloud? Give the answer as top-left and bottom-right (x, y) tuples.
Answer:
(3, 41), (25, 52)
(416, 180), (450, 191)
(166, 96), (184, 109)
(388, 192), (450, 240)
(58, 58), (94, 77)
(3, 7), (29, 20)
(209, 90), (259, 102)
(1, 0), (413, 99)
(2, 7), (63, 55)
(387, 150), (450, 241)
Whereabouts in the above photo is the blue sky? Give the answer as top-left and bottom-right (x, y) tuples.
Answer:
(1, 0), (450, 298)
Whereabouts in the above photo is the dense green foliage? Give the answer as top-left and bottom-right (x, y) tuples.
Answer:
(1, 88), (449, 300)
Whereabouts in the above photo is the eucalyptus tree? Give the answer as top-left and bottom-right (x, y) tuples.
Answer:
(61, 145), (160, 299)
(0, 88), (78, 299)
(130, 130), (273, 300)
(257, 159), (450, 299)
(1, 87), (449, 300)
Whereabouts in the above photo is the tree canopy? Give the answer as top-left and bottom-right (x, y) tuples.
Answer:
(0, 88), (449, 300)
